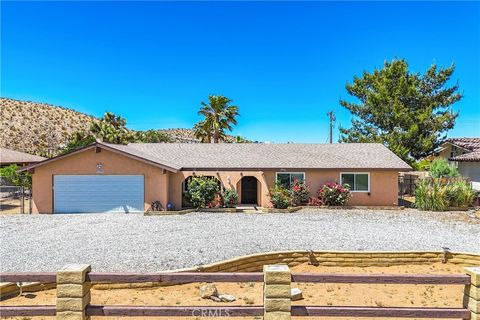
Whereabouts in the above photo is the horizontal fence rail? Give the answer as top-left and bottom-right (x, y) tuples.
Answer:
(291, 273), (471, 284)
(1, 272), (470, 284)
(290, 306), (471, 318)
(86, 305), (264, 317)
(0, 265), (477, 319)
(0, 272), (264, 283)
(0, 305), (56, 317)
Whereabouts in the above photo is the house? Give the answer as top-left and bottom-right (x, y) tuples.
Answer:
(436, 138), (480, 189)
(20, 142), (411, 213)
(0, 147), (46, 168)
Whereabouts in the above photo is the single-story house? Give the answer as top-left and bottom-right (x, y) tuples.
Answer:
(436, 138), (480, 190)
(20, 142), (411, 213)
(0, 147), (46, 168)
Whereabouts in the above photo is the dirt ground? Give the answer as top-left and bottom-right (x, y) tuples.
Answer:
(0, 262), (469, 320)
(0, 198), (30, 214)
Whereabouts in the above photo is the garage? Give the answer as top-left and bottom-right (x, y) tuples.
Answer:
(53, 175), (144, 213)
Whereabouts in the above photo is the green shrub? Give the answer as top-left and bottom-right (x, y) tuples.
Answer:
(429, 159), (459, 178)
(445, 180), (476, 208)
(186, 176), (220, 209)
(222, 188), (238, 208)
(269, 183), (291, 209)
(0, 164), (31, 188)
(415, 179), (448, 211)
(290, 179), (310, 206)
(415, 178), (476, 211)
(318, 182), (351, 206)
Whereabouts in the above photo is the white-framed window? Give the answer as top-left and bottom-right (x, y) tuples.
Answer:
(340, 172), (370, 192)
(275, 172), (305, 188)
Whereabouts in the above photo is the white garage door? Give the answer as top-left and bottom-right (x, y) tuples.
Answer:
(54, 175), (144, 213)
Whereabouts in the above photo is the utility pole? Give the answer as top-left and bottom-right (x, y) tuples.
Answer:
(326, 111), (336, 144)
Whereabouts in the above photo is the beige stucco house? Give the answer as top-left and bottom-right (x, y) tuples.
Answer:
(436, 138), (480, 190)
(21, 142), (411, 213)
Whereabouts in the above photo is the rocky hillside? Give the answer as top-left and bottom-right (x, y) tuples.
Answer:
(1, 98), (243, 156)
(1, 98), (95, 156)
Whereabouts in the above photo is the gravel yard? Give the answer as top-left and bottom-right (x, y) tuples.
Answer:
(1, 209), (479, 272)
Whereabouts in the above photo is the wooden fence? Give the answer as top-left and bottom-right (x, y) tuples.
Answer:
(0, 264), (478, 319)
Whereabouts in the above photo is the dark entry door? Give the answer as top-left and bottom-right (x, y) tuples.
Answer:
(241, 177), (257, 204)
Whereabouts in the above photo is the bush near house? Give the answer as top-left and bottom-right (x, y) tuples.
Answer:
(186, 176), (220, 209)
(0, 164), (32, 188)
(221, 188), (238, 208)
(415, 178), (476, 211)
(317, 182), (351, 206)
(269, 183), (291, 209)
(290, 179), (310, 206)
(429, 159), (460, 178)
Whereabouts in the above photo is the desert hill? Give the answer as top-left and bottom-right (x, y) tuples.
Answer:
(1, 98), (241, 156)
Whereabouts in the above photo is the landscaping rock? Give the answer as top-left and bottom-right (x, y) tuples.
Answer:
(291, 288), (303, 301)
(210, 295), (221, 302)
(218, 294), (236, 302)
(200, 284), (218, 299)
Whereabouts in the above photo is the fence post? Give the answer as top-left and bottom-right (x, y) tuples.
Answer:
(465, 267), (480, 320)
(56, 264), (92, 320)
(263, 265), (291, 320)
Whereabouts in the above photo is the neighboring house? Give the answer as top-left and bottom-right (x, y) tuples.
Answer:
(436, 138), (480, 188)
(0, 147), (46, 168)
(20, 142), (411, 213)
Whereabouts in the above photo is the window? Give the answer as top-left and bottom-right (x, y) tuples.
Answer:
(340, 173), (370, 192)
(276, 172), (305, 188)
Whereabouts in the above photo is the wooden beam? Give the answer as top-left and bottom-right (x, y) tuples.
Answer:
(0, 306), (56, 317)
(291, 273), (471, 285)
(0, 272), (56, 283)
(86, 272), (264, 283)
(86, 305), (264, 317)
(290, 306), (471, 318)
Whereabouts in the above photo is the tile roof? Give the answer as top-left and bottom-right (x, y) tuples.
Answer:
(0, 148), (46, 165)
(445, 138), (480, 151)
(450, 151), (480, 162)
(445, 138), (480, 162)
(104, 142), (412, 170)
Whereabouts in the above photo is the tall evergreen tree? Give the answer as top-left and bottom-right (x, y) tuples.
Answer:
(339, 59), (462, 164)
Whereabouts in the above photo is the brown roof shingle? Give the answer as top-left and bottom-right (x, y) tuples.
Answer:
(104, 142), (412, 170)
(0, 148), (46, 165)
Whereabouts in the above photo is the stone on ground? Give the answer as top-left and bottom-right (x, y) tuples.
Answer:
(200, 283), (218, 299)
(291, 287), (303, 301)
(218, 294), (236, 302)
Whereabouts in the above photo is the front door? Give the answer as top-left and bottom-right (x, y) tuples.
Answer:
(241, 176), (258, 204)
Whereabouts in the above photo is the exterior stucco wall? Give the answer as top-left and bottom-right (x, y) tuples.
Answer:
(168, 169), (399, 208)
(458, 162), (480, 183)
(32, 147), (401, 213)
(31, 148), (168, 213)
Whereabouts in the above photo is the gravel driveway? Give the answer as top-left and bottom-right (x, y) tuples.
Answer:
(1, 209), (478, 272)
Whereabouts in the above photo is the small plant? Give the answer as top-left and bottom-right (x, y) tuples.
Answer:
(221, 188), (238, 208)
(269, 183), (291, 209)
(318, 182), (351, 206)
(446, 180), (476, 208)
(186, 176), (220, 209)
(290, 179), (310, 206)
(429, 159), (460, 178)
(415, 178), (476, 211)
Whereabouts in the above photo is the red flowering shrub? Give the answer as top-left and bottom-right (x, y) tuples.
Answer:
(308, 196), (323, 206)
(318, 181), (351, 206)
(290, 179), (310, 206)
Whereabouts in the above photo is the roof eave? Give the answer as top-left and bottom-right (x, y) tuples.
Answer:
(18, 142), (179, 173)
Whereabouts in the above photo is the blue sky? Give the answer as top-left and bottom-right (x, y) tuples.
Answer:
(2, 1), (479, 142)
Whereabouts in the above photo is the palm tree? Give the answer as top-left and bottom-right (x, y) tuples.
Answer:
(194, 95), (239, 143)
